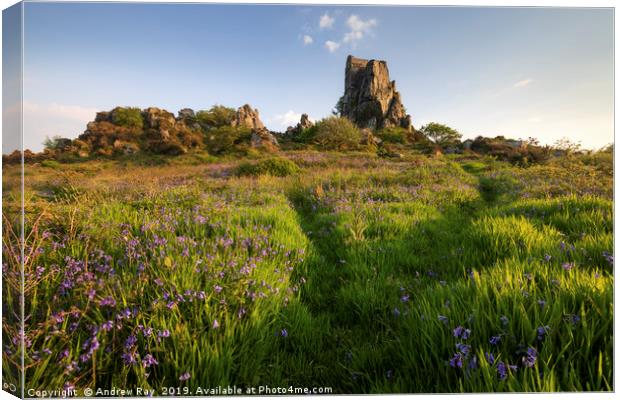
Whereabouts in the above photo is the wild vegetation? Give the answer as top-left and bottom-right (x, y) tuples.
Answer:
(2, 141), (613, 394)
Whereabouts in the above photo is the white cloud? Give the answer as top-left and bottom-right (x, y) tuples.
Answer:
(319, 13), (335, 29)
(303, 35), (314, 45)
(270, 110), (303, 129)
(21, 102), (99, 152)
(324, 40), (341, 53)
(343, 15), (377, 46)
(513, 79), (533, 88)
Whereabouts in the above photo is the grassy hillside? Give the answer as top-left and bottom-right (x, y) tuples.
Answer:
(2, 149), (613, 393)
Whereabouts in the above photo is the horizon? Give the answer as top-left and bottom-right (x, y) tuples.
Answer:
(3, 3), (614, 152)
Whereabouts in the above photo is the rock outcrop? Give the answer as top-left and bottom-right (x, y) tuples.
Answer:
(340, 55), (413, 131)
(285, 113), (314, 136)
(251, 128), (279, 152)
(77, 106), (203, 156)
(231, 104), (265, 131)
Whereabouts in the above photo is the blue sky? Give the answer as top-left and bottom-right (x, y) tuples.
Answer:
(12, 3), (614, 151)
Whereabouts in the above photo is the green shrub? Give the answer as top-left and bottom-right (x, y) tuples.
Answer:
(376, 127), (410, 144)
(41, 159), (61, 169)
(111, 107), (143, 129)
(204, 126), (252, 154)
(196, 105), (236, 130)
(305, 116), (361, 150)
(236, 157), (300, 177)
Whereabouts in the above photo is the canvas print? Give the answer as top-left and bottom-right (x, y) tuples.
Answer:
(2, 2), (614, 397)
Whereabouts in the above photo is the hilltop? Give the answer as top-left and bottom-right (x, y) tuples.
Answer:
(5, 55), (597, 166)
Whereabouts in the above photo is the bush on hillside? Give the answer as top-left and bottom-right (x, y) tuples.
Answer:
(376, 127), (410, 144)
(204, 126), (252, 154)
(111, 107), (143, 129)
(196, 105), (236, 130)
(304, 116), (361, 150)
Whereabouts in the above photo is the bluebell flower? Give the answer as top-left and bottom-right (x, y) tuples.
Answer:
(449, 353), (464, 369)
(522, 347), (537, 368)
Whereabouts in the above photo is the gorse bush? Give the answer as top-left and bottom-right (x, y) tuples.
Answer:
(196, 105), (236, 130)
(236, 157), (300, 177)
(204, 126), (252, 154)
(376, 127), (411, 144)
(111, 107), (144, 129)
(306, 116), (362, 150)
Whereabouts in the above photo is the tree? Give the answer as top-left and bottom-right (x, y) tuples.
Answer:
(552, 137), (582, 155)
(419, 122), (462, 146)
(332, 96), (345, 116)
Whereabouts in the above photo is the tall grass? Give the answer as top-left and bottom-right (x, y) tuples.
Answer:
(2, 151), (613, 393)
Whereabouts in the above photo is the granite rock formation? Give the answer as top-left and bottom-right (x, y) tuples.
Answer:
(285, 113), (314, 136)
(251, 128), (279, 152)
(231, 104), (265, 131)
(77, 106), (203, 156)
(340, 55), (413, 131)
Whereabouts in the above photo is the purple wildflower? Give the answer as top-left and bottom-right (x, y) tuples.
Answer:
(101, 321), (114, 331)
(500, 315), (509, 327)
(485, 352), (495, 365)
(158, 330), (170, 338)
(453, 326), (465, 338)
(562, 262), (574, 271)
(58, 349), (69, 362)
(214, 285), (223, 294)
(400, 294), (410, 303)
(124, 335), (137, 349)
(121, 352), (137, 365)
(142, 354), (158, 368)
(99, 296), (116, 307)
(602, 251), (613, 266)
(522, 347), (537, 368)
(438, 315), (449, 325)
(179, 372), (191, 381)
(281, 329), (288, 338)
(497, 361), (508, 380)
(537, 325), (550, 341)
(456, 343), (471, 355)
(212, 319), (220, 329)
(449, 353), (464, 369)
(489, 335), (501, 345)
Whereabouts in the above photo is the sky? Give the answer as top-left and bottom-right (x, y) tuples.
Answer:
(5, 3), (614, 152)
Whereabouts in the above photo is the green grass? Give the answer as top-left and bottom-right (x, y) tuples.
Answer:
(2, 150), (613, 394)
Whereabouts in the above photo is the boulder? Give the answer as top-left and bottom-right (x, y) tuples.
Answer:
(250, 128), (279, 152)
(142, 107), (176, 130)
(340, 55), (413, 131)
(360, 128), (382, 146)
(231, 104), (265, 131)
(113, 140), (139, 155)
